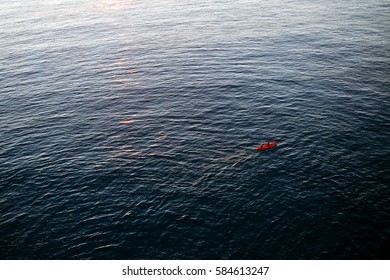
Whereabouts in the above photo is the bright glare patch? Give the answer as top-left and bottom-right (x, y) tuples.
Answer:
(94, 0), (129, 12)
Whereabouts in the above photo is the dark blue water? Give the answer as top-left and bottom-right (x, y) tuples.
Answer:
(1, 0), (389, 259)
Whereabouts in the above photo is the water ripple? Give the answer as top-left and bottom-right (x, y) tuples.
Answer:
(1, 0), (389, 259)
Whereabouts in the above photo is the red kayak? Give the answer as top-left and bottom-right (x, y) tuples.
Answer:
(256, 141), (277, 151)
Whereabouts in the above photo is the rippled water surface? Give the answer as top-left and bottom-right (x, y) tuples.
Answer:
(1, 0), (389, 259)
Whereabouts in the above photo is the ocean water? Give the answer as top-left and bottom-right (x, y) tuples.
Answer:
(0, 0), (389, 259)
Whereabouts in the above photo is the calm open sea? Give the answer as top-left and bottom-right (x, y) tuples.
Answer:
(0, 0), (389, 259)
